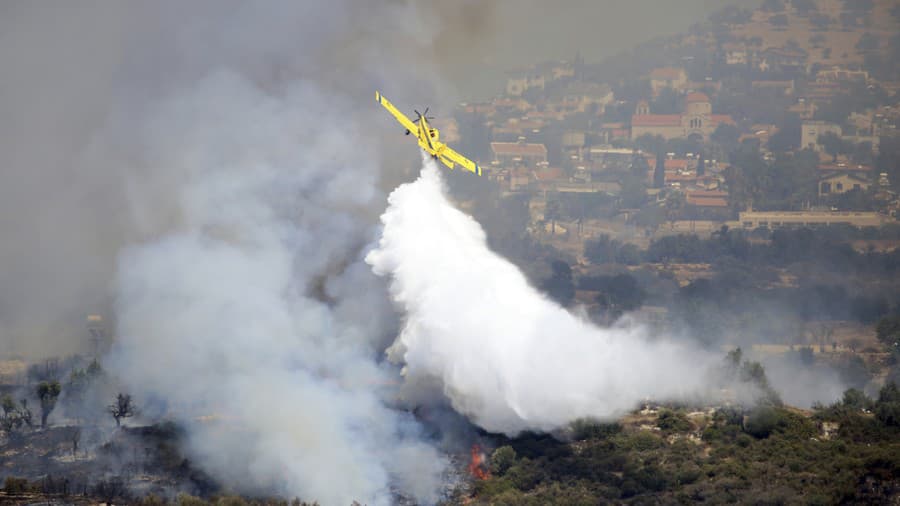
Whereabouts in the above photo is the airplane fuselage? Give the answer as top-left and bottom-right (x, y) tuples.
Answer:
(416, 116), (443, 157)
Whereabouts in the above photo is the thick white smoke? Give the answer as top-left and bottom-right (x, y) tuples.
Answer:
(110, 74), (445, 505)
(368, 158), (714, 435)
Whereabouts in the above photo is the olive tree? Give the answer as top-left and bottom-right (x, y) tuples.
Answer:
(37, 380), (61, 428)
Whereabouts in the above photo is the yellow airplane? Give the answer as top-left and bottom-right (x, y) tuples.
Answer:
(375, 91), (483, 176)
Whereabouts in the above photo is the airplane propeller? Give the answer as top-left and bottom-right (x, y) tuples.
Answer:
(413, 108), (434, 121)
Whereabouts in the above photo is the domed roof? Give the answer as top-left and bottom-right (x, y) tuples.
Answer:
(686, 92), (710, 104)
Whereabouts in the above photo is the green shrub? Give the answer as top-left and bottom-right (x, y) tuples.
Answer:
(841, 388), (873, 411)
(874, 383), (900, 427)
(569, 418), (622, 440)
(530, 482), (597, 505)
(629, 464), (668, 493)
(676, 466), (702, 485)
(618, 431), (664, 451)
(473, 477), (514, 499)
(488, 488), (527, 506)
(743, 406), (807, 439)
(657, 409), (693, 432)
(505, 458), (544, 491)
(875, 402), (900, 427)
(490, 445), (517, 476)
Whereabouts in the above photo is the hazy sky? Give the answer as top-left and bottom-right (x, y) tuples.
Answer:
(437, 0), (760, 98)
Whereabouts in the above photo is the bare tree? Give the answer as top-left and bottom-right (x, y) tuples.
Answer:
(19, 399), (33, 429)
(108, 393), (135, 427)
(70, 426), (81, 457)
(0, 410), (20, 434)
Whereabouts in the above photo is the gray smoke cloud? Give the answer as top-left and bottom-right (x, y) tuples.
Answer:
(108, 73), (448, 504)
(95, 4), (479, 503)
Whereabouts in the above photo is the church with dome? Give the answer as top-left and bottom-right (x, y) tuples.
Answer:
(630, 92), (734, 142)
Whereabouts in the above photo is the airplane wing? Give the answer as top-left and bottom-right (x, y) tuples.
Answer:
(441, 145), (483, 176)
(375, 91), (417, 134)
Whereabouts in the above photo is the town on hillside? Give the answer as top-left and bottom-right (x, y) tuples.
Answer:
(436, 0), (900, 375)
(443, 0), (900, 247)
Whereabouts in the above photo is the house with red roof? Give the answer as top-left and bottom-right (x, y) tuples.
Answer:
(685, 190), (730, 209)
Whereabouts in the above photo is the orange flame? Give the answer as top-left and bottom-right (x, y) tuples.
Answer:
(468, 444), (490, 480)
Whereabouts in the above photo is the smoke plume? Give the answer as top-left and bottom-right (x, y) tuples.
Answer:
(367, 159), (713, 435)
(0, 1), (489, 503)
(108, 73), (451, 504)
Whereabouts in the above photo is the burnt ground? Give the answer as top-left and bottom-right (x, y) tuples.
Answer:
(0, 422), (217, 503)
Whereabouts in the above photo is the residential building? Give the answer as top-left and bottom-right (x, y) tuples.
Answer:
(819, 172), (871, 196)
(816, 67), (868, 84)
(735, 211), (888, 229)
(562, 131), (587, 162)
(724, 45), (749, 65)
(550, 82), (614, 114)
(505, 69), (545, 96)
(490, 142), (548, 167)
(649, 67), (688, 95)
(491, 97), (531, 113)
(751, 80), (795, 95)
(685, 191), (731, 217)
(509, 167), (531, 191)
(597, 122), (630, 144)
(788, 99), (817, 119)
(803, 82), (844, 102)
(492, 118), (545, 140)
(758, 47), (807, 74)
(505, 59), (578, 97)
(460, 102), (496, 116)
(819, 162), (872, 176)
(801, 121), (842, 152)
(588, 147), (638, 172)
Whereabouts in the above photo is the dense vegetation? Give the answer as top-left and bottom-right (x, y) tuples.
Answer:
(461, 382), (900, 505)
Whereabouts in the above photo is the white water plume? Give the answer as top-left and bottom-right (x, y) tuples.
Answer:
(367, 157), (713, 435)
